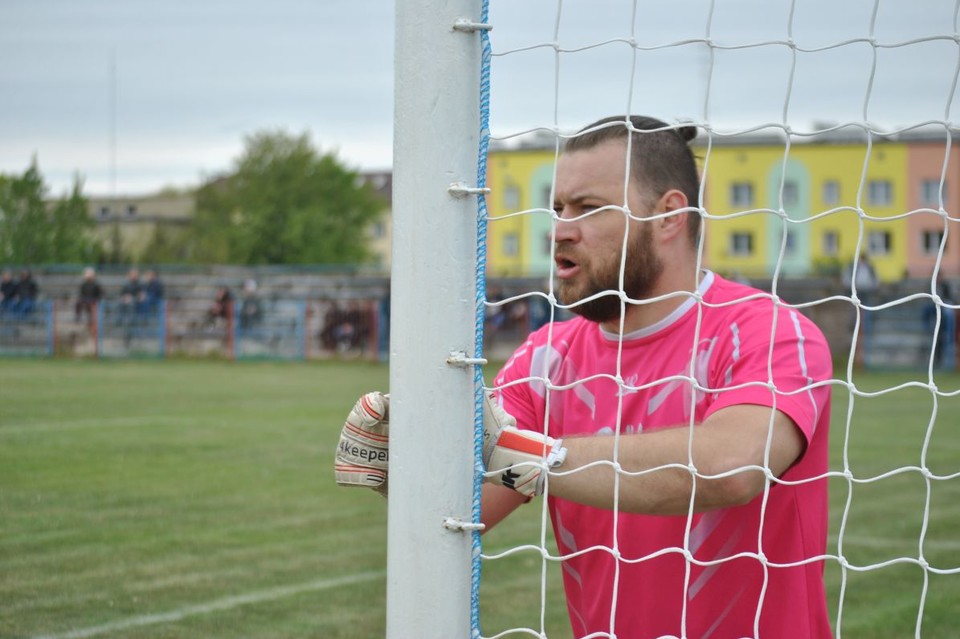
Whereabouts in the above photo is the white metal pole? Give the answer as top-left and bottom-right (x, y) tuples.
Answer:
(389, 0), (483, 637)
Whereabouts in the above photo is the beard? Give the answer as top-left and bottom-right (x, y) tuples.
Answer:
(556, 223), (664, 324)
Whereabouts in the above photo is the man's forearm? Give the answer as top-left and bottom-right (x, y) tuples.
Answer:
(545, 405), (803, 515)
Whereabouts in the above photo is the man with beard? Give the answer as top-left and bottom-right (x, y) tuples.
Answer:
(336, 115), (834, 638)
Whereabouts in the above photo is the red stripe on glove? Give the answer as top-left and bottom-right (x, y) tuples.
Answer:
(497, 429), (550, 457)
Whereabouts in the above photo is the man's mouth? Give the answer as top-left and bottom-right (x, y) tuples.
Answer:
(554, 253), (579, 279)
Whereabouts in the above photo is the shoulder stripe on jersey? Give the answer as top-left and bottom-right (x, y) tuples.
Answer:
(788, 308), (821, 431)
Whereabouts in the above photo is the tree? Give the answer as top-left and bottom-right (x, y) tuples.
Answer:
(140, 224), (192, 264)
(0, 160), (99, 264)
(191, 131), (384, 265)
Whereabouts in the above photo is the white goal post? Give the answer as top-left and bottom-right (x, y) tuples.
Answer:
(389, 0), (487, 636)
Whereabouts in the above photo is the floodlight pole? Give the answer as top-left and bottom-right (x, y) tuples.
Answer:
(389, 0), (484, 636)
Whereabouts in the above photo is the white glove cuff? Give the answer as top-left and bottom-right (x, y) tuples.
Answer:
(545, 438), (567, 470)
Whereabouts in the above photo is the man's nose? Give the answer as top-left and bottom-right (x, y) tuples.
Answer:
(552, 214), (580, 244)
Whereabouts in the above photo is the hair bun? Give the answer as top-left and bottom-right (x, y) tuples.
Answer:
(676, 124), (698, 143)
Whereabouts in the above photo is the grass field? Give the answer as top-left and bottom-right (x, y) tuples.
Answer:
(1, 359), (958, 638)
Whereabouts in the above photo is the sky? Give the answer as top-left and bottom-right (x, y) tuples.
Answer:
(1, 0), (958, 196)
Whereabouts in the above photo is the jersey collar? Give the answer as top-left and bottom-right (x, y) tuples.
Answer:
(599, 270), (716, 342)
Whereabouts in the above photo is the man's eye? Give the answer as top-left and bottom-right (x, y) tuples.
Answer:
(554, 204), (602, 218)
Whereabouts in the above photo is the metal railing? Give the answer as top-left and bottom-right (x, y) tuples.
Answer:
(0, 297), (388, 361)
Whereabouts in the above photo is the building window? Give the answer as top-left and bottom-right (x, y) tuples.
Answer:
(823, 180), (840, 205)
(822, 230), (840, 257)
(502, 232), (519, 257)
(922, 230), (945, 255)
(868, 229), (892, 255)
(775, 227), (796, 254)
(730, 232), (753, 256)
(783, 229), (796, 255)
(782, 181), (799, 207)
(730, 182), (754, 207)
(126, 204), (137, 216)
(921, 179), (947, 207)
(503, 185), (521, 210)
(99, 206), (110, 217)
(867, 180), (892, 206)
(542, 185), (553, 210)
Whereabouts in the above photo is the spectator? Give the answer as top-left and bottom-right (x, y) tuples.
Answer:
(238, 279), (263, 330)
(330, 302), (359, 352)
(206, 285), (234, 326)
(922, 272), (956, 369)
(317, 302), (339, 350)
(13, 269), (39, 317)
(139, 269), (165, 318)
(117, 268), (141, 325)
(843, 251), (879, 368)
(75, 267), (103, 325)
(0, 269), (16, 316)
(343, 301), (368, 350)
(527, 279), (554, 332)
(485, 284), (507, 332)
(843, 250), (878, 300)
(484, 284), (508, 350)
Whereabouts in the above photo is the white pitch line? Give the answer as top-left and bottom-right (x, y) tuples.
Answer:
(0, 415), (196, 435)
(30, 570), (385, 639)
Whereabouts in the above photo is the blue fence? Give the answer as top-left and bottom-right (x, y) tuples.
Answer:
(0, 300), (56, 356)
(859, 296), (958, 371)
(0, 297), (388, 361)
(3, 289), (955, 369)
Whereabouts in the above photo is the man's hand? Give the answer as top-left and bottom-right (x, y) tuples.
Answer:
(483, 394), (566, 498)
(335, 392), (390, 497)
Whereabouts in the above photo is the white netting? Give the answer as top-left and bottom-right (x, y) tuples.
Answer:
(478, 1), (960, 637)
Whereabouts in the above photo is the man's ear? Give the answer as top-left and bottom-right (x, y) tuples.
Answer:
(655, 189), (689, 240)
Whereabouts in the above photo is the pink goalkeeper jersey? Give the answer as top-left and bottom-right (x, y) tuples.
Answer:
(493, 272), (833, 639)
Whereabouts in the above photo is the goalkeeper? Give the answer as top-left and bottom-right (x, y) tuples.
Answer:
(337, 115), (834, 638)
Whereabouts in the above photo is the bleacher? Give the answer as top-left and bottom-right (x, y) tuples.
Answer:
(2, 268), (955, 369)
(748, 275), (958, 371)
(0, 268), (391, 361)
(858, 279), (957, 371)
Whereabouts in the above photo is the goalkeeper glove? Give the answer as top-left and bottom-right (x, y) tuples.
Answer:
(482, 393), (566, 498)
(335, 391), (390, 497)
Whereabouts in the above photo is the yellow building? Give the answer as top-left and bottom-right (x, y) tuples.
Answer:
(486, 138), (557, 277)
(357, 170), (393, 270)
(486, 130), (924, 283)
(87, 191), (195, 261)
(702, 132), (909, 282)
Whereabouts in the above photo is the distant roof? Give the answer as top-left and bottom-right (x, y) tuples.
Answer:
(357, 170), (392, 206)
(489, 122), (959, 152)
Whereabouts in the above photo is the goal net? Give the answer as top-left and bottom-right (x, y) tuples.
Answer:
(468, 1), (960, 638)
